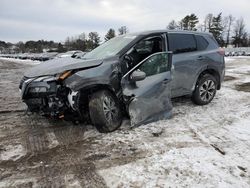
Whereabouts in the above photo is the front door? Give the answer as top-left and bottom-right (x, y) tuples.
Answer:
(121, 52), (173, 126)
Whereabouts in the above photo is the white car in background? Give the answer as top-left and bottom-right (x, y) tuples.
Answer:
(56, 50), (84, 58)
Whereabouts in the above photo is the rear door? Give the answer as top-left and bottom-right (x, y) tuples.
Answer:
(121, 52), (173, 126)
(168, 33), (207, 97)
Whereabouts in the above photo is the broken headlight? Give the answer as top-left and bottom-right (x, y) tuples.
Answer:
(33, 76), (57, 82)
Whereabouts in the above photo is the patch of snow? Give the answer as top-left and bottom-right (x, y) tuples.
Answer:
(64, 174), (82, 188)
(0, 57), (41, 65)
(226, 56), (250, 60)
(0, 144), (26, 161)
(46, 132), (59, 149)
(96, 57), (250, 187)
(0, 178), (37, 188)
(225, 57), (236, 62)
(99, 147), (249, 188)
(227, 119), (250, 141)
(228, 66), (250, 74)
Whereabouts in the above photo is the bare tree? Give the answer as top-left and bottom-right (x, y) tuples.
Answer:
(224, 15), (235, 47)
(118, 26), (129, 35)
(203, 13), (213, 32)
(232, 18), (247, 47)
(167, 20), (179, 30)
(178, 21), (184, 30)
(197, 24), (205, 32)
(78, 33), (86, 41)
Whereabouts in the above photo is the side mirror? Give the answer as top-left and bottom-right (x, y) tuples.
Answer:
(130, 70), (146, 82)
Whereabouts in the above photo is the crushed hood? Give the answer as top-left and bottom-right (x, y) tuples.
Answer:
(24, 57), (103, 78)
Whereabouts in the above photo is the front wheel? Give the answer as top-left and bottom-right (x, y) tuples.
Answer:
(192, 74), (217, 105)
(89, 90), (122, 133)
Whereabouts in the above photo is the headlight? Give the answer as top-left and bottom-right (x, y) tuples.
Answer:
(29, 87), (47, 93)
(32, 71), (72, 83)
(33, 76), (56, 82)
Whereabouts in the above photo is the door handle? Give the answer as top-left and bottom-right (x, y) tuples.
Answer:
(197, 56), (205, 61)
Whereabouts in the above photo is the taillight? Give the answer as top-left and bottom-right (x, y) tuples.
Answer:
(218, 47), (225, 56)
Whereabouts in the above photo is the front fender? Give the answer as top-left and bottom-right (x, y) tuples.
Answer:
(64, 62), (121, 92)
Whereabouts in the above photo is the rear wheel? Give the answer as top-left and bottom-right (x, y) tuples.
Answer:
(89, 90), (122, 133)
(192, 74), (217, 105)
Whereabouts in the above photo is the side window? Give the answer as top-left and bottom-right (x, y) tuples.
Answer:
(124, 36), (164, 72)
(135, 40), (154, 54)
(134, 36), (163, 55)
(195, 35), (209, 51)
(168, 33), (197, 54)
(138, 53), (169, 77)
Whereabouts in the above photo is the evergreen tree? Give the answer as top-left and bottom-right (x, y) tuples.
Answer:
(105, 28), (116, 41)
(209, 13), (224, 46)
(189, 14), (199, 31)
(57, 43), (66, 53)
(181, 15), (190, 30)
(180, 13), (199, 31)
(87, 32), (101, 50)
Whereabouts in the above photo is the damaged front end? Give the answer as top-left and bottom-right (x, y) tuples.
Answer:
(19, 72), (79, 120)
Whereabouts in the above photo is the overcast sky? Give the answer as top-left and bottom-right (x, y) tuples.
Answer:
(0, 0), (249, 43)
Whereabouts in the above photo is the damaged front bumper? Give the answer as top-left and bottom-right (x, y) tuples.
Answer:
(20, 76), (78, 118)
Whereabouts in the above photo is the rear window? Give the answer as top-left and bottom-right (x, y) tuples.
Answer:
(209, 35), (220, 47)
(168, 33), (197, 54)
(195, 35), (209, 51)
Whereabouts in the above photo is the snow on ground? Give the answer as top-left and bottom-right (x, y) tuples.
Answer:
(0, 57), (41, 65)
(97, 57), (250, 187)
(0, 144), (26, 161)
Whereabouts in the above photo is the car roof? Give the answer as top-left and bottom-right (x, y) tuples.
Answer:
(127, 29), (212, 37)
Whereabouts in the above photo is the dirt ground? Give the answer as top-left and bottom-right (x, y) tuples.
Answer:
(0, 57), (250, 187)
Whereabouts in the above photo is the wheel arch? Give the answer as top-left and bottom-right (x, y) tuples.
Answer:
(193, 68), (221, 91)
(75, 84), (120, 117)
(78, 84), (117, 104)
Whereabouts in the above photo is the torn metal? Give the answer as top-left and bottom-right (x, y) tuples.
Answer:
(121, 52), (173, 126)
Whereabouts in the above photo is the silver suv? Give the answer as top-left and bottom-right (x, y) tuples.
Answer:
(20, 30), (225, 132)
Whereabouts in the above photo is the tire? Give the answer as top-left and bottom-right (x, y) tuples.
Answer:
(192, 74), (217, 105)
(89, 90), (122, 133)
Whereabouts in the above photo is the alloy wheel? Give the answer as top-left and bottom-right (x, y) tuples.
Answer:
(199, 80), (216, 102)
(103, 96), (118, 125)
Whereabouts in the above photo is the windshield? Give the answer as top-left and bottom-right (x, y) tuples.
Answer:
(84, 35), (137, 59)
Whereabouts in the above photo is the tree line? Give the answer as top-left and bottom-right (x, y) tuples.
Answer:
(1, 14), (250, 54)
(63, 26), (128, 52)
(167, 13), (250, 47)
(0, 26), (128, 54)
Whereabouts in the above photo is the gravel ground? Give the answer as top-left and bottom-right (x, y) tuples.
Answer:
(0, 57), (250, 187)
